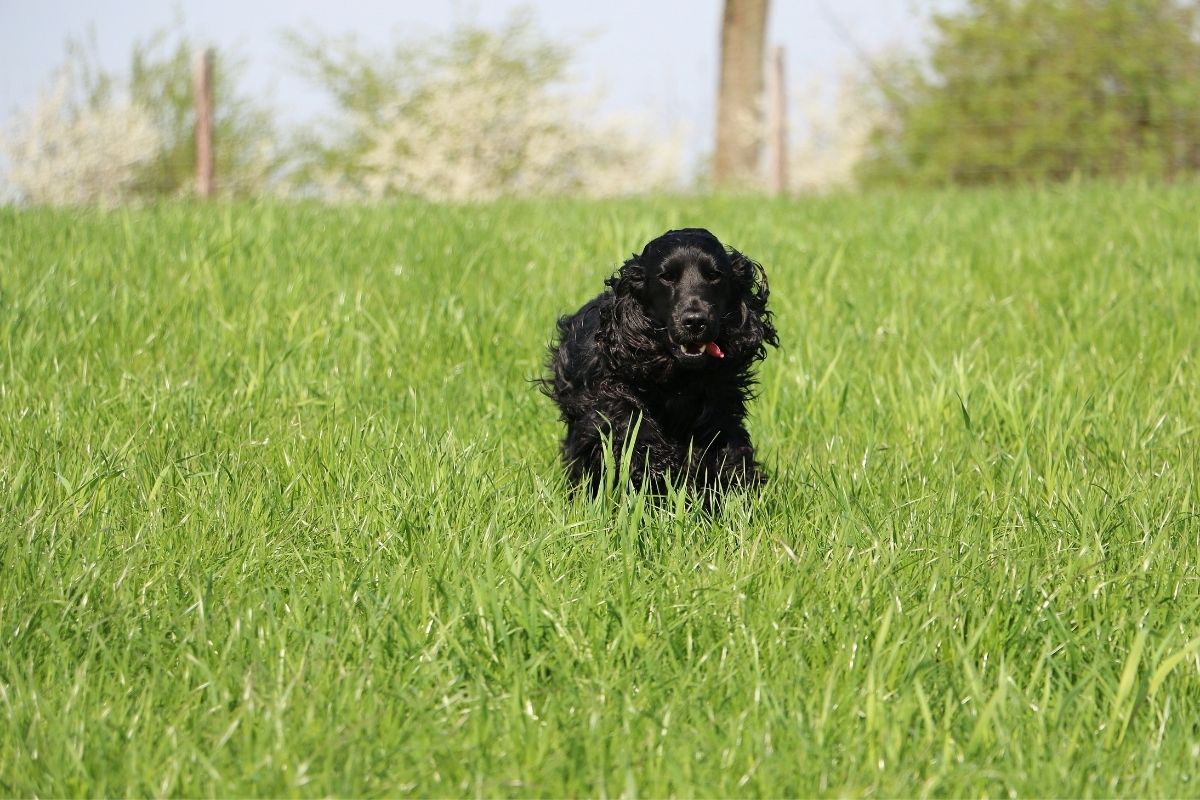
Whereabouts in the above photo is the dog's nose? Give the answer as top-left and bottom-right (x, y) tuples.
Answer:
(681, 312), (709, 335)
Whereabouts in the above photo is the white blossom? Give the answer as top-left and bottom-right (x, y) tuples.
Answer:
(790, 72), (888, 194)
(1, 68), (161, 206)
(313, 42), (679, 202)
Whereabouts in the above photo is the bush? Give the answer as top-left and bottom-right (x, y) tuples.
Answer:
(286, 12), (679, 201)
(1, 28), (279, 205)
(859, 0), (1200, 185)
(1, 60), (161, 206)
(126, 30), (281, 197)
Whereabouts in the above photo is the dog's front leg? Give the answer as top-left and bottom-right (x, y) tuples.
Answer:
(692, 424), (767, 492)
(567, 405), (682, 494)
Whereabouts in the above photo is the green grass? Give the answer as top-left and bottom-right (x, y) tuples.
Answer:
(1, 184), (1198, 797)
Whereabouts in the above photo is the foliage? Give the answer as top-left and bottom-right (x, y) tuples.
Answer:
(285, 12), (679, 201)
(0, 27), (279, 205)
(790, 65), (896, 193)
(125, 29), (280, 197)
(859, 0), (1200, 185)
(0, 57), (161, 206)
(2, 185), (1200, 794)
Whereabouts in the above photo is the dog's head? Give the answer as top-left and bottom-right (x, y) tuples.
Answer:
(605, 228), (778, 373)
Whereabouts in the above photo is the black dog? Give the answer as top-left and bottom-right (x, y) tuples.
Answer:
(544, 228), (778, 505)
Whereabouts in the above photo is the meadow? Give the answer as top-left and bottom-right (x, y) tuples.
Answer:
(1, 184), (1198, 797)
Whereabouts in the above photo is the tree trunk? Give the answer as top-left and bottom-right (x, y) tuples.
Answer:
(714, 0), (769, 189)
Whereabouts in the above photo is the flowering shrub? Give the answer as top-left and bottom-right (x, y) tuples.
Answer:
(789, 69), (894, 194)
(1, 67), (161, 206)
(2, 29), (279, 205)
(291, 15), (680, 202)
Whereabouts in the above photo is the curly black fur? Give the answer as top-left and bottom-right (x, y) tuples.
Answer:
(543, 228), (778, 506)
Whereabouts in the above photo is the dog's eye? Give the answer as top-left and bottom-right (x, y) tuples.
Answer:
(703, 269), (722, 282)
(659, 270), (679, 284)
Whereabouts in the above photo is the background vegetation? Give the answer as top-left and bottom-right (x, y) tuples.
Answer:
(7, 1), (1200, 203)
(2, 186), (1198, 795)
(284, 13), (677, 201)
(1, 13), (678, 205)
(859, 0), (1200, 186)
(1, 28), (278, 205)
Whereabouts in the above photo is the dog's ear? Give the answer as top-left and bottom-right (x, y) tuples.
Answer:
(598, 272), (670, 380)
(727, 249), (780, 353)
(605, 255), (646, 298)
(730, 249), (769, 314)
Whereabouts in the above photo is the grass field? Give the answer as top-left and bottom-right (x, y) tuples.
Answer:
(2, 184), (1199, 797)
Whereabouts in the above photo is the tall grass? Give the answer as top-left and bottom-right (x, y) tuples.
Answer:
(1, 184), (1198, 796)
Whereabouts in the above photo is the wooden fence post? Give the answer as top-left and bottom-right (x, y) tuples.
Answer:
(768, 45), (788, 196)
(193, 48), (215, 199)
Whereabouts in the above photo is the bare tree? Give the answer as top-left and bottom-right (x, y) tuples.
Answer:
(714, 0), (769, 188)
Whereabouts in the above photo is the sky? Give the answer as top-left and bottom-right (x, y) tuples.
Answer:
(0, 0), (946, 166)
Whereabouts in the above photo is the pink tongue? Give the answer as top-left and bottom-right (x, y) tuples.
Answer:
(705, 341), (725, 359)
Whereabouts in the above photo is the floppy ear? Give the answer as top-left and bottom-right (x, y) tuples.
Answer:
(604, 255), (646, 298)
(726, 249), (779, 358)
(599, 256), (674, 378)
